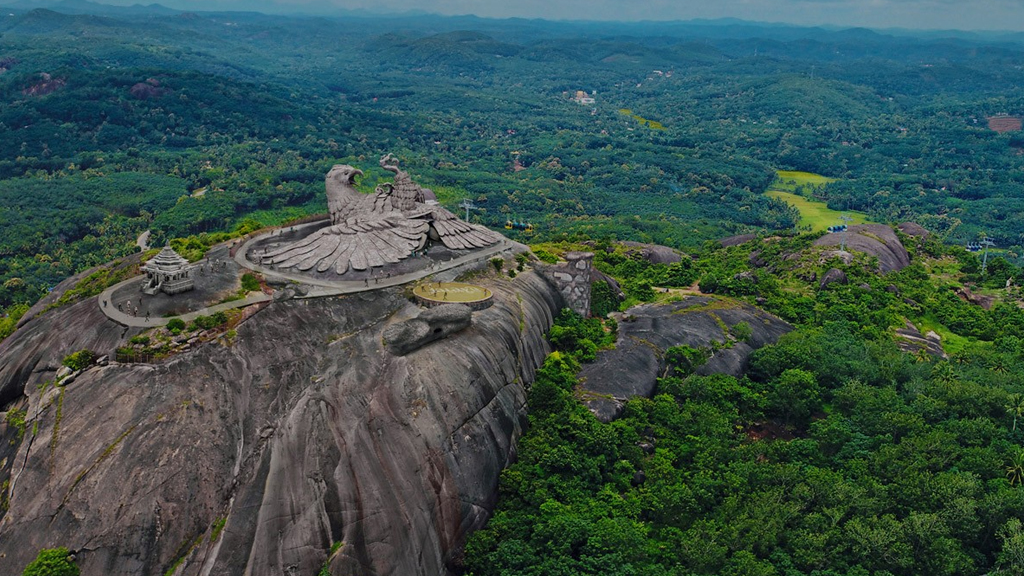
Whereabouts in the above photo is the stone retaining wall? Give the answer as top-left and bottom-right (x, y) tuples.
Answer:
(546, 251), (593, 317)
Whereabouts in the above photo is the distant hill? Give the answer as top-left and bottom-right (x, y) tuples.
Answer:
(0, 0), (178, 15)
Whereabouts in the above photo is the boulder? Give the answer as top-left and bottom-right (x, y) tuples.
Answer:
(619, 241), (684, 265)
(819, 268), (849, 289)
(384, 304), (473, 356)
(956, 286), (996, 310)
(733, 271), (757, 283)
(897, 222), (930, 238)
(748, 251), (767, 268)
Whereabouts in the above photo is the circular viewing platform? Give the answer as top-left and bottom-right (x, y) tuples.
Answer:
(413, 282), (494, 311)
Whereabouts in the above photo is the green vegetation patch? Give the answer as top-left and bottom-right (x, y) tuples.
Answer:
(21, 547), (79, 576)
(4, 408), (27, 441)
(774, 170), (837, 189)
(914, 313), (973, 356)
(61, 349), (96, 372)
(0, 303), (29, 344)
(618, 108), (666, 130)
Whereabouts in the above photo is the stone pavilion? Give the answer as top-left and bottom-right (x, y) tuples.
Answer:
(141, 245), (195, 295)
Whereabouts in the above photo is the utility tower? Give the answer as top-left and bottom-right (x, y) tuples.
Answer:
(459, 199), (480, 222)
(839, 214), (853, 251)
(980, 236), (996, 273)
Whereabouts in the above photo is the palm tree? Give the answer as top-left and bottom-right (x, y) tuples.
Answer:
(991, 355), (1010, 375)
(931, 361), (958, 388)
(1007, 450), (1024, 486)
(1008, 394), (1024, 432)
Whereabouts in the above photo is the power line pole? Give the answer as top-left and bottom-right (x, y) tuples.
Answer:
(839, 214), (852, 251)
(980, 236), (995, 273)
(459, 199), (480, 222)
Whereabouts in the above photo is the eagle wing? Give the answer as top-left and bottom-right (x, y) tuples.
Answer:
(264, 215), (428, 275)
(426, 206), (503, 250)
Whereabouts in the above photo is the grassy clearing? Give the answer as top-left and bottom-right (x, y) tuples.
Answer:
(774, 170), (836, 190)
(766, 190), (872, 231)
(766, 170), (869, 231)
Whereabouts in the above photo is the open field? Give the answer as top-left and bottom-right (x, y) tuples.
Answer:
(766, 190), (872, 230)
(773, 170), (837, 190)
(766, 170), (870, 231)
(988, 115), (1023, 133)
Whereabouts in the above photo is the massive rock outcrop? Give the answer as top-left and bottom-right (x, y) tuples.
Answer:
(580, 296), (791, 422)
(0, 269), (560, 576)
(813, 224), (910, 273)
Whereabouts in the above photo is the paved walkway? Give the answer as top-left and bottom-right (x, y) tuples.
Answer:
(98, 277), (272, 328)
(233, 223), (516, 298)
(136, 230), (151, 252)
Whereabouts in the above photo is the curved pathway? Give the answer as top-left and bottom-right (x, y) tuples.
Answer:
(99, 223), (516, 328)
(136, 230), (151, 252)
(97, 276), (271, 328)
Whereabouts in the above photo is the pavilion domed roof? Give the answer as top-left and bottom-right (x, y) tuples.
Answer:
(143, 245), (191, 273)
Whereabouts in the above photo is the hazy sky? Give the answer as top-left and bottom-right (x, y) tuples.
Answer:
(154, 0), (1024, 31)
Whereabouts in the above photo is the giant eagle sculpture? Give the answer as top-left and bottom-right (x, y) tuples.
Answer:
(263, 154), (501, 275)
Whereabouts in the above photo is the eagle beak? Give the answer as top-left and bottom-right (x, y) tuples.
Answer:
(349, 169), (363, 182)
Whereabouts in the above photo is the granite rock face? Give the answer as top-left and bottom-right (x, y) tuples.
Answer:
(384, 304), (473, 356)
(0, 271), (560, 576)
(896, 320), (946, 358)
(718, 234), (757, 248)
(582, 296), (791, 422)
(812, 224), (911, 273)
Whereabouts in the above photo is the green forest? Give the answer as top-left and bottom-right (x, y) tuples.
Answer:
(466, 234), (1024, 576)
